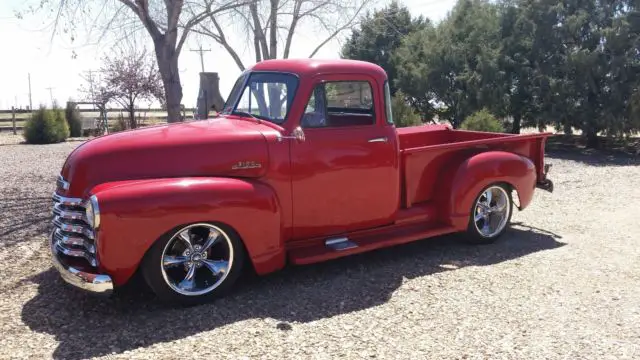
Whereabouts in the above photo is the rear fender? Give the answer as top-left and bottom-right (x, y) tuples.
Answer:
(90, 177), (284, 286)
(435, 151), (536, 230)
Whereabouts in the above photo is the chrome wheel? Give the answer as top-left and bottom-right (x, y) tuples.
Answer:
(473, 185), (511, 238)
(160, 223), (233, 296)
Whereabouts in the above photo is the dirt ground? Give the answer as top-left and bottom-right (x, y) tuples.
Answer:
(1, 132), (639, 359)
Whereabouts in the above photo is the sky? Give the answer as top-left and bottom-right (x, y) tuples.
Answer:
(0, 0), (456, 110)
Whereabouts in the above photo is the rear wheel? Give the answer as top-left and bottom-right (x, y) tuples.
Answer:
(464, 183), (513, 244)
(141, 222), (245, 306)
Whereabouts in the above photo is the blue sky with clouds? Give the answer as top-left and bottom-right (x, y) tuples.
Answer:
(0, 0), (455, 110)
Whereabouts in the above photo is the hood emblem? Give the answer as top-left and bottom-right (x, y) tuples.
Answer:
(232, 161), (262, 170)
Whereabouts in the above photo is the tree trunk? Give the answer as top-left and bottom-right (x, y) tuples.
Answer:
(563, 120), (573, 137)
(268, 85), (282, 118)
(155, 41), (183, 123)
(585, 128), (600, 149)
(269, 0), (278, 59)
(511, 113), (521, 134)
(128, 106), (137, 129)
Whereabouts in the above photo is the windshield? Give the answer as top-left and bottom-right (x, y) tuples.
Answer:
(221, 71), (248, 114)
(223, 72), (299, 124)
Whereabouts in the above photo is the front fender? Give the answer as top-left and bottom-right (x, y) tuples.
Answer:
(90, 177), (284, 286)
(438, 151), (536, 230)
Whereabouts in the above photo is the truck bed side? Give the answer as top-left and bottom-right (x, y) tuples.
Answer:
(397, 126), (551, 208)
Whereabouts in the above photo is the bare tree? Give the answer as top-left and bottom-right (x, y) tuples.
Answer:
(18, 0), (250, 123)
(101, 47), (165, 128)
(194, 0), (373, 71)
(190, 0), (371, 120)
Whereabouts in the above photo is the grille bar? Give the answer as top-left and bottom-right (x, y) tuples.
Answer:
(52, 193), (83, 206)
(55, 241), (98, 267)
(53, 216), (95, 239)
(53, 203), (85, 221)
(56, 175), (70, 191)
(54, 229), (96, 254)
(52, 188), (98, 267)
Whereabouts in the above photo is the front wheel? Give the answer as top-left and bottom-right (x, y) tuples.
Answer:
(464, 183), (513, 244)
(141, 222), (246, 306)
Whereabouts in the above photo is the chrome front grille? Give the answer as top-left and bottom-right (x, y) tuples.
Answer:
(52, 192), (98, 267)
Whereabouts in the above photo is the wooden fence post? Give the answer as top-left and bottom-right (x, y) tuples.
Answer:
(11, 107), (16, 135)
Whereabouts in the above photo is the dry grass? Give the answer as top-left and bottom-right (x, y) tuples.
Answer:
(0, 132), (639, 359)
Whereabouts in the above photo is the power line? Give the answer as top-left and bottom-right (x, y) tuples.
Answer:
(190, 44), (211, 73)
(82, 70), (98, 107)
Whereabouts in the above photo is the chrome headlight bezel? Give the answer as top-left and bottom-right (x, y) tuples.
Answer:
(84, 195), (101, 230)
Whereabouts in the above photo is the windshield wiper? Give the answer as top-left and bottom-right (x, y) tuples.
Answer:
(232, 110), (256, 119)
(231, 110), (271, 123)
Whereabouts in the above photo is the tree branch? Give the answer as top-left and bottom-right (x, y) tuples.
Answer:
(119, 0), (162, 40)
(250, 1), (270, 60)
(308, 1), (369, 58)
(283, 0), (302, 58)
(193, 18), (247, 70)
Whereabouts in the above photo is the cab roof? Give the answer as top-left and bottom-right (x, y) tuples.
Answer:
(249, 58), (388, 81)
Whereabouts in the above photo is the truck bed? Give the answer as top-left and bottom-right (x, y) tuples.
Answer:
(396, 125), (552, 208)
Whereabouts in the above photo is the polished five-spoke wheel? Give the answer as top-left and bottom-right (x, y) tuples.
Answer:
(161, 224), (233, 296)
(142, 222), (245, 305)
(465, 184), (513, 244)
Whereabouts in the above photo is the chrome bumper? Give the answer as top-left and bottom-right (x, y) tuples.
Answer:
(536, 163), (554, 193)
(50, 230), (113, 295)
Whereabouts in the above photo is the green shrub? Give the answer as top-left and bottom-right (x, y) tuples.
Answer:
(23, 105), (69, 144)
(461, 108), (504, 132)
(391, 90), (422, 127)
(110, 113), (129, 133)
(65, 102), (82, 137)
(55, 105), (70, 140)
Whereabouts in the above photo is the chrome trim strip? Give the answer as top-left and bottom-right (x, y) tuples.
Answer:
(89, 195), (101, 229)
(325, 237), (358, 251)
(368, 137), (388, 143)
(325, 237), (350, 246)
(50, 231), (112, 295)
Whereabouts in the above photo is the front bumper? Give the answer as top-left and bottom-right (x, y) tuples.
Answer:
(50, 230), (113, 295)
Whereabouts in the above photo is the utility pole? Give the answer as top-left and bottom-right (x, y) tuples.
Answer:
(28, 73), (33, 111)
(83, 70), (97, 109)
(190, 44), (211, 72)
(45, 86), (55, 106)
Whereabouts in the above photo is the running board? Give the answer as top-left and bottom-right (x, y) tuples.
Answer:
(325, 237), (358, 251)
(288, 222), (458, 266)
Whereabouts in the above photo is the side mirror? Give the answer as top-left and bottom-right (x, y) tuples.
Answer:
(277, 126), (305, 142)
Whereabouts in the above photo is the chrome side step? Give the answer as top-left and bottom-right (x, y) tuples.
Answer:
(325, 237), (358, 251)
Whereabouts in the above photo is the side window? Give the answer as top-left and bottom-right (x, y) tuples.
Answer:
(301, 85), (327, 128)
(384, 81), (394, 125)
(301, 80), (375, 128)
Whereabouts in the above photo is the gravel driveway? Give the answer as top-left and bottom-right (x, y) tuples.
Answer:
(1, 132), (639, 359)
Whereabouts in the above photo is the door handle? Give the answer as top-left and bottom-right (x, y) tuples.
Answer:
(368, 137), (388, 143)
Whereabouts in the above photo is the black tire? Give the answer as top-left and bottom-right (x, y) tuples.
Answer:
(463, 183), (513, 245)
(141, 222), (246, 306)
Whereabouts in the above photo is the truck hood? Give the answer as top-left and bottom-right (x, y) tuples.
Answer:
(60, 117), (273, 198)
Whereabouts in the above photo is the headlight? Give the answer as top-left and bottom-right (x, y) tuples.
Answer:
(84, 195), (101, 229)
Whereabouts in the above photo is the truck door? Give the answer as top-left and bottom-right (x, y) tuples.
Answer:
(290, 74), (400, 240)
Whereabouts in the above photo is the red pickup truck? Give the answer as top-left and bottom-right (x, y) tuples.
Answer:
(50, 59), (553, 305)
